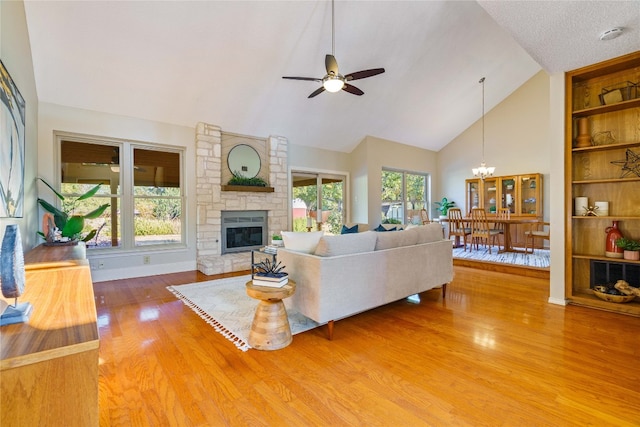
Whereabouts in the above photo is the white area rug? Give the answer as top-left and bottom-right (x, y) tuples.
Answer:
(167, 275), (319, 352)
(452, 246), (550, 268)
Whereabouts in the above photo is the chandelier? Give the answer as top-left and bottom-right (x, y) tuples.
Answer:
(472, 77), (495, 179)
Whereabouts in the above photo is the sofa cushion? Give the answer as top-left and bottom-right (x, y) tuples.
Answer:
(341, 224), (359, 234)
(375, 229), (418, 250)
(314, 231), (377, 257)
(281, 231), (324, 253)
(414, 222), (444, 244)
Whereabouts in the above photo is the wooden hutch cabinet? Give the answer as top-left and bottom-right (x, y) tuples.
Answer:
(465, 173), (543, 246)
(565, 51), (640, 316)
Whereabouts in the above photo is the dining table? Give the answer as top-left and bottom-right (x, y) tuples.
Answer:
(441, 217), (541, 253)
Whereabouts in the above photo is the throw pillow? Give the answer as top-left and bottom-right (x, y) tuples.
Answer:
(314, 231), (377, 257)
(281, 231), (324, 253)
(375, 224), (396, 232)
(341, 224), (358, 234)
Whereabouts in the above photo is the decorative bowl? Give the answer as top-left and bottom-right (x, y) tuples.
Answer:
(592, 289), (636, 303)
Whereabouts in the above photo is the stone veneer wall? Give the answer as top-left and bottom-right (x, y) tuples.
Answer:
(196, 122), (289, 275)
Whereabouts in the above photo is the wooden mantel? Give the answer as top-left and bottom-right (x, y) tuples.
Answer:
(221, 185), (275, 193)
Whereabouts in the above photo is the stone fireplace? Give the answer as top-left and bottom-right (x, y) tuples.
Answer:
(195, 123), (288, 275)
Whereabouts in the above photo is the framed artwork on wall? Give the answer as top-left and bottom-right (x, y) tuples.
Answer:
(0, 59), (26, 218)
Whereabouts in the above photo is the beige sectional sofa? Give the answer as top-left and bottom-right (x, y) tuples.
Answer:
(277, 223), (453, 339)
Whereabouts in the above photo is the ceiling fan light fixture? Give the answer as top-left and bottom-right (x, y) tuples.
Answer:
(323, 76), (344, 92)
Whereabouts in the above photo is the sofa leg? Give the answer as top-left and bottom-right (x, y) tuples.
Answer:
(442, 283), (447, 299)
(327, 320), (334, 340)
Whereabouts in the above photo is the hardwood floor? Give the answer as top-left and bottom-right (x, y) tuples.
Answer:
(94, 267), (640, 426)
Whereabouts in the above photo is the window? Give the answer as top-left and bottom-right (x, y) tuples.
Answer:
(381, 169), (429, 224)
(291, 171), (346, 235)
(58, 134), (184, 250)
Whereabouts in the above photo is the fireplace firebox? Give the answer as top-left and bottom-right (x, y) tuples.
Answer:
(221, 210), (267, 254)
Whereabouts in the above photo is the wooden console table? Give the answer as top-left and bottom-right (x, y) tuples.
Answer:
(1, 243), (99, 426)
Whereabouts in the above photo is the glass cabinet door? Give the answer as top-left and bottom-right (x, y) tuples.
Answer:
(466, 179), (480, 215)
(519, 174), (540, 216)
(483, 178), (498, 214)
(500, 176), (517, 214)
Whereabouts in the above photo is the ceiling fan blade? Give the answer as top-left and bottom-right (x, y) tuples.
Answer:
(325, 54), (339, 75)
(344, 68), (385, 81)
(283, 76), (322, 82)
(308, 87), (326, 98)
(342, 84), (364, 96)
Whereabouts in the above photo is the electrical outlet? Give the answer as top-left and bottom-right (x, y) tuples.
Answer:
(143, 255), (151, 265)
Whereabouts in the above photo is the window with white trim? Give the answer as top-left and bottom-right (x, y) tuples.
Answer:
(57, 133), (185, 250)
(381, 168), (429, 225)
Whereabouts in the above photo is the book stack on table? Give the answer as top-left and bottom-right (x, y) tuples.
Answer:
(252, 274), (289, 288)
(262, 245), (279, 254)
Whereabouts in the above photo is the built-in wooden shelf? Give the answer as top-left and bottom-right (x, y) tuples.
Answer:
(569, 292), (640, 316)
(572, 140), (640, 153)
(572, 253), (640, 264)
(572, 97), (640, 117)
(221, 185), (274, 193)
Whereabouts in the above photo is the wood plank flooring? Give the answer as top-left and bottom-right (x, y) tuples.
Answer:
(94, 267), (640, 426)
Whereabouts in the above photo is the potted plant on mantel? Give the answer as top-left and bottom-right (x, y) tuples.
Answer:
(434, 197), (456, 219)
(615, 237), (640, 261)
(227, 171), (268, 187)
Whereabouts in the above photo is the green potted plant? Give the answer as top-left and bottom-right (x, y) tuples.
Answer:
(615, 237), (640, 261)
(227, 171), (267, 187)
(37, 178), (110, 243)
(434, 197), (456, 218)
(271, 234), (283, 246)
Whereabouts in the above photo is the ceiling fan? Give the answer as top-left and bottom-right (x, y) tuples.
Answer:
(282, 0), (385, 98)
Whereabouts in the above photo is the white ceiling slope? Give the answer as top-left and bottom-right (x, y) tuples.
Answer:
(478, 0), (640, 74)
(23, 1), (638, 153)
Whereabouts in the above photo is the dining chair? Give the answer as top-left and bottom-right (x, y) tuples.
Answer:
(470, 207), (501, 253)
(493, 207), (511, 248)
(524, 221), (550, 254)
(448, 207), (471, 251)
(420, 209), (430, 225)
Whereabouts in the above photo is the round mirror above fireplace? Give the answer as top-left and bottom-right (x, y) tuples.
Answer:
(228, 144), (260, 178)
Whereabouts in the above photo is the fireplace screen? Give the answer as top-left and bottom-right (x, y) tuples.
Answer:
(221, 210), (267, 254)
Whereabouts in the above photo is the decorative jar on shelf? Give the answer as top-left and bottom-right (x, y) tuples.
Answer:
(605, 221), (624, 258)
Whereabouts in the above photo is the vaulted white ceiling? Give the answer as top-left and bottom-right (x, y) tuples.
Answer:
(23, 1), (639, 153)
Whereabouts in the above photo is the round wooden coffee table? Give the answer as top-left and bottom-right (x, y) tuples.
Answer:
(245, 279), (296, 350)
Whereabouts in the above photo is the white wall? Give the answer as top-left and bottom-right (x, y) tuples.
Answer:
(548, 73), (566, 305)
(358, 135), (438, 227)
(437, 71), (552, 221)
(37, 102), (197, 281)
(290, 136), (438, 228)
(0, 0), (39, 250)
